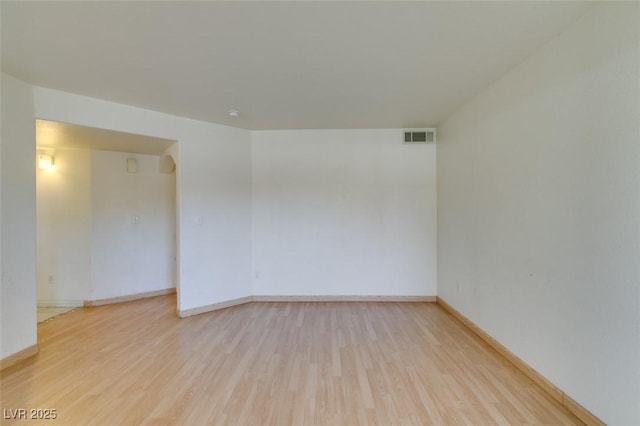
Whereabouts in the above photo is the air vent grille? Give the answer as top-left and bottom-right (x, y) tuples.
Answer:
(403, 129), (436, 144)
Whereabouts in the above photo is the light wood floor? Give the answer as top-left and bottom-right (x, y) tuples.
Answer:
(1, 295), (582, 425)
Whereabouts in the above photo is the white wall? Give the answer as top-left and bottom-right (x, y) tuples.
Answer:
(90, 150), (175, 300)
(252, 129), (436, 296)
(437, 3), (640, 424)
(1, 74), (37, 358)
(36, 148), (91, 306)
(33, 87), (253, 313)
(0, 77), (2, 356)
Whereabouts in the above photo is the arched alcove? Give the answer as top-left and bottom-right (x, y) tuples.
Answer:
(160, 153), (176, 174)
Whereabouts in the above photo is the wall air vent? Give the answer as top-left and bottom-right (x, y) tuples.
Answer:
(403, 129), (436, 144)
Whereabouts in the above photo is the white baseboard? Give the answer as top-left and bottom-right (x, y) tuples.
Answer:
(37, 300), (84, 308)
(179, 295), (436, 317)
(436, 297), (604, 426)
(85, 288), (176, 307)
(252, 295), (437, 302)
(178, 296), (253, 318)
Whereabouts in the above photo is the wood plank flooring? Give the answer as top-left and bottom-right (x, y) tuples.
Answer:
(1, 295), (582, 425)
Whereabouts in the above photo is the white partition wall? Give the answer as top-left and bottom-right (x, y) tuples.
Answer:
(437, 4), (640, 424)
(252, 129), (437, 297)
(1, 74), (37, 359)
(90, 151), (176, 301)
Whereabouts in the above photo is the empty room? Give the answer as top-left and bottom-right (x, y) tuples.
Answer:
(1, 1), (638, 425)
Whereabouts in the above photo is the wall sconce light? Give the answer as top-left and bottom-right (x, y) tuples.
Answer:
(37, 150), (55, 170)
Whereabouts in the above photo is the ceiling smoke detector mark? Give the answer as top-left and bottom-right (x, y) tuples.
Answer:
(227, 109), (240, 118)
(403, 128), (436, 144)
